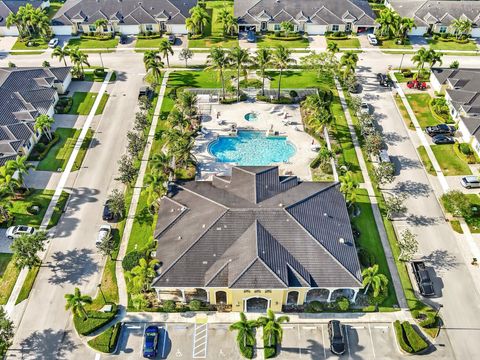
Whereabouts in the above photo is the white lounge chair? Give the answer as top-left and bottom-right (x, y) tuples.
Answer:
(268, 106), (276, 113)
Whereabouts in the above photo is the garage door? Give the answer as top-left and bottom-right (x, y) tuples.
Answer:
(305, 24), (327, 35)
(245, 297), (269, 312)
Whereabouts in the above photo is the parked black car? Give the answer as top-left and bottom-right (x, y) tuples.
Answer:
(411, 261), (435, 297)
(119, 34), (128, 44)
(168, 34), (176, 44)
(377, 73), (393, 87)
(328, 320), (346, 355)
(348, 82), (362, 94)
(102, 200), (114, 221)
(426, 124), (456, 137)
(139, 86), (153, 100)
(432, 134), (455, 144)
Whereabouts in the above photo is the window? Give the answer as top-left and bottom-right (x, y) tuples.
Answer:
(89, 25), (96, 32)
(332, 24), (339, 32)
(145, 24), (154, 31)
(439, 26), (447, 33)
(160, 22), (166, 31)
(274, 24), (281, 31)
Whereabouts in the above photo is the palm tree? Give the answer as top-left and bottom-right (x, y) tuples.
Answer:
(6, 156), (33, 190)
(158, 38), (173, 67)
(339, 171), (358, 207)
(206, 47), (231, 100)
(375, 8), (400, 38)
(127, 258), (159, 293)
(144, 172), (167, 212)
(218, 7), (237, 36)
(258, 309), (290, 347)
(94, 18), (108, 33)
(145, 58), (164, 85)
(51, 46), (70, 66)
(143, 50), (161, 70)
(64, 287), (92, 320)
(0, 166), (20, 196)
(427, 49), (442, 68)
(177, 91), (197, 120)
(187, 5), (210, 35)
(69, 47), (90, 78)
(271, 45), (296, 99)
(229, 312), (258, 348)
(150, 152), (173, 177)
(397, 17), (416, 42)
(6, 12), (24, 38)
(281, 21), (294, 36)
(34, 114), (55, 141)
(452, 19), (472, 39)
(327, 42), (339, 54)
(229, 47), (251, 101)
(339, 51), (358, 80)
(411, 47), (429, 70)
(362, 264), (389, 297)
(255, 48), (272, 96)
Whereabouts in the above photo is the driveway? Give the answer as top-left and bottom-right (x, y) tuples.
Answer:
(0, 37), (17, 52)
(357, 64), (480, 359)
(308, 35), (326, 50)
(0, 229), (13, 253)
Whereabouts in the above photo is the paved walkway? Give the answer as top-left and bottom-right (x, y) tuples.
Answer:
(334, 79), (408, 309)
(5, 71), (114, 317)
(115, 71), (171, 307)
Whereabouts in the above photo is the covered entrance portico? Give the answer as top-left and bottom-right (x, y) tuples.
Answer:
(244, 297), (270, 312)
(305, 287), (359, 303)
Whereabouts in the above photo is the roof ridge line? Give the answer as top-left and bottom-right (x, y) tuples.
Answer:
(177, 183), (229, 210)
(285, 182), (338, 210)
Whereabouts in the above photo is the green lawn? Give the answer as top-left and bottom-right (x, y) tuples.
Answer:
(405, 93), (441, 128)
(327, 37), (360, 49)
(380, 39), (413, 49)
(11, 38), (48, 51)
(68, 37), (119, 49)
(427, 39), (478, 51)
(394, 72), (415, 83)
(266, 70), (331, 92)
(417, 146), (436, 176)
(431, 144), (472, 176)
(68, 92), (109, 115)
(45, 1), (63, 19)
(188, 0), (238, 48)
(257, 36), (309, 49)
(352, 189), (398, 309)
(135, 37), (165, 48)
(0, 254), (20, 305)
(15, 266), (40, 305)
(36, 128), (77, 171)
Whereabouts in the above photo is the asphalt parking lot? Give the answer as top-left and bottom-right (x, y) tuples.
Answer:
(108, 321), (409, 359)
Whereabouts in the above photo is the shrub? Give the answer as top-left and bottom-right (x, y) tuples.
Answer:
(459, 142), (472, 155)
(289, 90), (298, 98)
(358, 248), (376, 268)
(418, 312), (436, 328)
(162, 300), (176, 312)
(188, 299), (202, 311)
(94, 68), (106, 77)
(122, 250), (144, 271)
(394, 320), (413, 353)
(28, 133), (60, 161)
(335, 297), (350, 311)
(33, 142), (46, 153)
(402, 321), (429, 353)
(74, 304), (118, 336)
(304, 300), (324, 313)
(87, 322), (121, 353)
(441, 190), (471, 218)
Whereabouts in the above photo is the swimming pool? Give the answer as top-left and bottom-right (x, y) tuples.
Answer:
(208, 130), (296, 165)
(244, 112), (258, 121)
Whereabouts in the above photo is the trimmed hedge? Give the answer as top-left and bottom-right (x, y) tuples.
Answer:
(28, 133), (60, 161)
(257, 95), (294, 104)
(394, 320), (413, 353)
(137, 34), (162, 39)
(122, 250), (144, 271)
(55, 97), (73, 114)
(266, 34), (304, 41)
(87, 322), (121, 353)
(74, 304), (118, 336)
(393, 320), (429, 354)
(304, 300), (323, 313)
(82, 34), (114, 41)
(358, 248), (376, 268)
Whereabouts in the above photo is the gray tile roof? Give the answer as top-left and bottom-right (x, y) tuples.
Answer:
(52, 0), (197, 26)
(388, 0), (480, 27)
(235, 0), (376, 27)
(152, 166), (362, 290)
(0, 67), (70, 165)
(0, 0), (44, 26)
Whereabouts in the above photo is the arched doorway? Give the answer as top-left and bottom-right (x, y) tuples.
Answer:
(245, 297), (269, 312)
(305, 288), (329, 303)
(215, 291), (227, 304)
(286, 291), (299, 305)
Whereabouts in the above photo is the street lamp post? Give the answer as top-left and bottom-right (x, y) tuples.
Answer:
(399, 53), (406, 70)
(98, 283), (106, 304)
(435, 304), (443, 336)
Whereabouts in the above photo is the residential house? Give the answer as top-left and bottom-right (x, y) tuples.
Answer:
(0, 66), (71, 165)
(152, 166), (363, 313)
(51, 0), (197, 36)
(235, 0), (376, 35)
(0, 0), (49, 36)
(385, 0), (480, 37)
(430, 68), (480, 155)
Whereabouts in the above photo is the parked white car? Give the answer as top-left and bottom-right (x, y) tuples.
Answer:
(461, 176), (480, 189)
(360, 102), (370, 115)
(48, 38), (59, 48)
(6, 225), (35, 239)
(96, 224), (111, 246)
(367, 34), (378, 45)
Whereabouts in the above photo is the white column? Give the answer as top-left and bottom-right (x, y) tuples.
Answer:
(326, 289), (333, 303)
(181, 289), (186, 303)
(352, 289), (359, 303)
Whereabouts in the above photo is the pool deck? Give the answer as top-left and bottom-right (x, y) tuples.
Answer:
(194, 101), (319, 180)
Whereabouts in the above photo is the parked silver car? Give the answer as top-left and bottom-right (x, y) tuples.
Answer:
(96, 224), (111, 246)
(461, 176), (480, 189)
(6, 225), (35, 239)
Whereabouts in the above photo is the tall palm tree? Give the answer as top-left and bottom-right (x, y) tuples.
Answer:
(34, 114), (55, 141)
(0, 166), (20, 196)
(144, 172), (167, 212)
(375, 8), (400, 38)
(145, 58), (164, 85)
(64, 287), (92, 320)
(228, 47), (251, 101)
(94, 18), (108, 33)
(411, 47), (429, 70)
(206, 47), (231, 100)
(143, 50), (161, 70)
(6, 12), (24, 38)
(327, 42), (339, 54)
(229, 312), (258, 348)
(452, 19), (472, 39)
(187, 5), (210, 35)
(255, 48), (272, 96)
(51, 46), (70, 66)
(158, 38), (173, 67)
(150, 152), (173, 177)
(176, 91), (197, 120)
(362, 264), (389, 297)
(218, 7), (237, 36)
(258, 309), (290, 347)
(397, 17), (416, 42)
(339, 171), (358, 207)
(69, 47), (90, 77)
(127, 258), (159, 293)
(167, 108), (189, 130)
(271, 45), (296, 99)
(427, 49), (442, 68)
(339, 51), (358, 80)
(6, 156), (33, 190)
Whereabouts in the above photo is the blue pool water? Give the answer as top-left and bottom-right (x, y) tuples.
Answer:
(244, 112), (258, 121)
(208, 130), (296, 165)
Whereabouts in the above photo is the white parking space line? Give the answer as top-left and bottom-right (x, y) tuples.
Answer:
(373, 326), (389, 329)
(345, 326), (351, 359)
(94, 353), (100, 360)
(321, 324), (327, 359)
(302, 326), (317, 330)
(126, 325), (142, 329)
(192, 323), (208, 358)
(368, 324), (376, 359)
(350, 326), (365, 329)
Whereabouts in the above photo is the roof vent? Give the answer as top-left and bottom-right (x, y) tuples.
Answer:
(178, 236), (182, 240)
(213, 253), (216, 257)
(202, 224), (206, 228)
(170, 208), (174, 212)
(339, 237), (345, 244)
(202, 261), (208, 265)
(216, 227), (222, 231)
(278, 203), (283, 207)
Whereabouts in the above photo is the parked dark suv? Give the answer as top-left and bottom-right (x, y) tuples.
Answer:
(411, 261), (435, 297)
(102, 200), (114, 221)
(377, 73), (393, 87)
(425, 124), (456, 137)
(328, 320), (346, 355)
